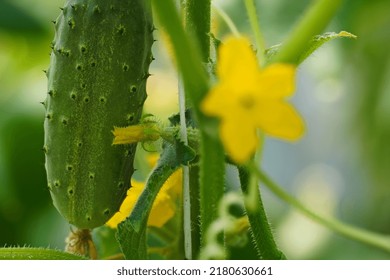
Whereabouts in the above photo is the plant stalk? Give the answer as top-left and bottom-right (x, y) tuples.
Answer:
(251, 165), (390, 254)
(153, 0), (225, 257)
(182, 0), (226, 253)
(178, 77), (192, 259)
(272, 0), (343, 64)
(239, 166), (286, 259)
(244, 0), (266, 64)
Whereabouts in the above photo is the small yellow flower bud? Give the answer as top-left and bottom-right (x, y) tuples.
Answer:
(112, 124), (160, 145)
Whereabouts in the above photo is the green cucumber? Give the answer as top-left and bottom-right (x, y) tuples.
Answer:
(44, 0), (153, 229)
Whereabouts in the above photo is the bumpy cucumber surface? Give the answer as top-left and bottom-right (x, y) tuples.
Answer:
(44, 0), (153, 229)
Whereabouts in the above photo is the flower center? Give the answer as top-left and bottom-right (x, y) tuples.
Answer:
(239, 95), (256, 110)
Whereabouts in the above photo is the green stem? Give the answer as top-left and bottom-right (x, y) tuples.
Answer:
(178, 77), (192, 259)
(184, 0), (225, 251)
(238, 166), (286, 259)
(154, 0), (225, 254)
(183, 0), (211, 62)
(250, 165), (390, 254)
(199, 133), (225, 250)
(181, 0), (212, 259)
(189, 166), (201, 258)
(212, 4), (240, 37)
(0, 247), (86, 260)
(149, 225), (176, 244)
(272, 0), (343, 64)
(152, 0), (208, 109)
(244, 0), (266, 64)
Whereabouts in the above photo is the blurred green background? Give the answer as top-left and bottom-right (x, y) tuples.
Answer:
(0, 0), (389, 259)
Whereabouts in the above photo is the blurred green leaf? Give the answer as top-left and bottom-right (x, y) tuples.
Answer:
(0, 108), (49, 245)
(0, 0), (46, 34)
(345, 0), (390, 232)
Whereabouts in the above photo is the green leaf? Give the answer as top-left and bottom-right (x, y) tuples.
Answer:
(0, 247), (86, 260)
(168, 110), (196, 128)
(0, 1), (46, 34)
(116, 138), (194, 259)
(270, 0), (343, 64)
(265, 31), (357, 65)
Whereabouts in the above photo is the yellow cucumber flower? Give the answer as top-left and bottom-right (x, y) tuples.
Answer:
(106, 169), (182, 228)
(201, 36), (305, 164)
(109, 126), (182, 228)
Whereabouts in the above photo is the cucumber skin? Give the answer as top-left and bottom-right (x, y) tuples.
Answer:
(44, 0), (153, 229)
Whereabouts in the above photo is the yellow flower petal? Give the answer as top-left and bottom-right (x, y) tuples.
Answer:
(105, 180), (143, 228)
(146, 153), (160, 168)
(163, 169), (183, 199)
(201, 84), (237, 117)
(106, 169), (183, 229)
(217, 36), (259, 92)
(257, 63), (296, 98)
(148, 191), (176, 228)
(146, 171), (182, 227)
(220, 116), (258, 164)
(254, 101), (305, 140)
